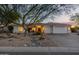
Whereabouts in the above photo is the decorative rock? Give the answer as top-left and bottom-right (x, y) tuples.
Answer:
(24, 44), (27, 47)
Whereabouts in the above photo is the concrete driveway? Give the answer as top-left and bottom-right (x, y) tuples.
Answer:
(48, 33), (79, 47)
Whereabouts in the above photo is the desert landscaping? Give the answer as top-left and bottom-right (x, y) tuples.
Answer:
(0, 33), (57, 47)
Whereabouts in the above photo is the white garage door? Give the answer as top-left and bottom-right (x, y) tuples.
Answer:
(53, 26), (68, 33)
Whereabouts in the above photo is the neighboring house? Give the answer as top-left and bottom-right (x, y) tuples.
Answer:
(13, 22), (72, 34)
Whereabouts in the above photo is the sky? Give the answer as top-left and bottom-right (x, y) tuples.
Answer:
(42, 4), (79, 23)
(17, 4), (79, 24)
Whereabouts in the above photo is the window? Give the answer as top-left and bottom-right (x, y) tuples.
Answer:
(18, 26), (24, 32)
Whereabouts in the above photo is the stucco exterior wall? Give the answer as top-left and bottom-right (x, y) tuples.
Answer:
(13, 26), (18, 33)
(13, 26), (25, 33)
(44, 25), (71, 34)
(44, 25), (52, 33)
(13, 24), (71, 34)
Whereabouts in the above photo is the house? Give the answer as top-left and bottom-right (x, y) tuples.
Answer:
(13, 22), (72, 34)
(43, 22), (71, 34)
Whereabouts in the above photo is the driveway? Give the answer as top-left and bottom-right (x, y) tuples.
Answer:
(47, 33), (79, 47)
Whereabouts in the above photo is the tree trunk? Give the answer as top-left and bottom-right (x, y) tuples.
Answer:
(23, 25), (28, 36)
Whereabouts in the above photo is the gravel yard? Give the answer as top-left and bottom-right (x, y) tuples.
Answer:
(0, 33), (57, 47)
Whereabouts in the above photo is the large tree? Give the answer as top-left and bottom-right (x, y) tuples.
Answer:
(16, 4), (66, 34)
(0, 4), (74, 34)
(0, 4), (20, 32)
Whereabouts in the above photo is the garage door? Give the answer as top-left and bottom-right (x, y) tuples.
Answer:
(53, 26), (68, 33)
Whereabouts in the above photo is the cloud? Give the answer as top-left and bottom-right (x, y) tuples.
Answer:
(53, 4), (79, 23)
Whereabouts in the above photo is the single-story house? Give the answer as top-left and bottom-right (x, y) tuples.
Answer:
(13, 22), (72, 34)
(43, 22), (71, 34)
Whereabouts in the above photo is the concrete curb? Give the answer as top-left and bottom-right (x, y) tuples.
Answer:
(0, 47), (79, 52)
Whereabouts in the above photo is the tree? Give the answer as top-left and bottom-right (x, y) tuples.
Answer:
(0, 4), (21, 32)
(16, 4), (65, 35)
(71, 13), (79, 23)
(0, 4), (73, 34)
